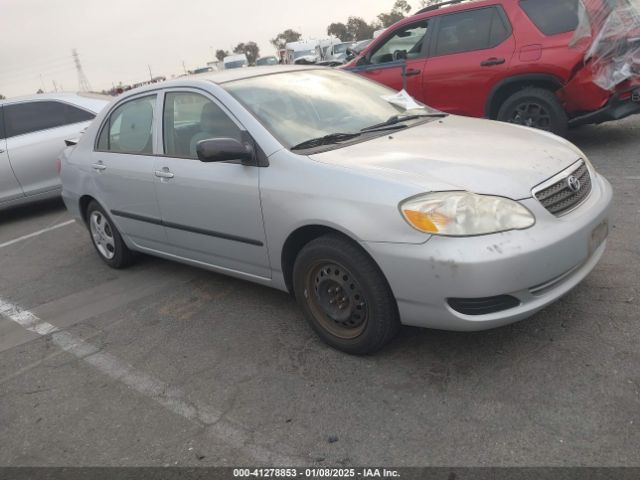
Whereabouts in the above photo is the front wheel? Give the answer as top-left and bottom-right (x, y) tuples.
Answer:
(293, 234), (399, 355)
(86, 200), (134, 269)
(497, 87), (568, 137)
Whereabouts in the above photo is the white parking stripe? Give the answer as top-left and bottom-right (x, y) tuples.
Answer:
(0, 220), (75, 249)
(0, 298), (301, 465)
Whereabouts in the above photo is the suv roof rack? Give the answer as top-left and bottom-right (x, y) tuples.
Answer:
(416, 0), (474, 15)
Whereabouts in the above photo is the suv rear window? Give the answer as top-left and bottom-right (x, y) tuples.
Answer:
(519, 0), (580, 36)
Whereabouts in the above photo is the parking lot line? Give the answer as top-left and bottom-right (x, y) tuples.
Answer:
(0, 220), (75, 249)
(0, 297), (303, 465)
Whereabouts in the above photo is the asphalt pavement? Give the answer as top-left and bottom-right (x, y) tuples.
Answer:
(0, 117), (638, 467)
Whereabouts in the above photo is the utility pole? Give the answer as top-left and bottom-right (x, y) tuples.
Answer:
(72, 49), (92, 92)
(52, 80), (58, 92)
(182, 61), (187, 75)
(39, 75), (46, 91)
(148, 64), (153, 81)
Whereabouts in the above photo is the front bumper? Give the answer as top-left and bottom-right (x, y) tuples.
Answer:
(569, 88), (640, 127)
(365, 173), (613, 331)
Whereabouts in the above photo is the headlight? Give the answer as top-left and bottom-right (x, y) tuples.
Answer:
(400, 192), (535, 236)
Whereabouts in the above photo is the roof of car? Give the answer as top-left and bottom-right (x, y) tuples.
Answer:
(0, 92), (110, 109)
(161, 65), (320, 88)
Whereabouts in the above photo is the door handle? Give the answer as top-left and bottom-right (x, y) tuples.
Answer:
(92, 162), (106, 171)
(154, 168), (174, 179)
(481, 57), (506, 67)
(403, 68), (422, 77)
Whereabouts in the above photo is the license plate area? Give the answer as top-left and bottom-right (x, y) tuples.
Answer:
(589, 220), (609, 255)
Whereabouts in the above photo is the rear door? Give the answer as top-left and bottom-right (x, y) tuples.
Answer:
(0, 106), (24, 204)
(349, 19), (431, 103)
(4, 100), (96, 196)
(92, 94), (166, 248)
(422, 6), (515, 117)
(154, 89), (270, 278)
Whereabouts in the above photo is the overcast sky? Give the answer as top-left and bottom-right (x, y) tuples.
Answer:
(1, 0), (424, 98)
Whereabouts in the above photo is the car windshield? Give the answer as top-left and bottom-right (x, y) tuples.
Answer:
(223, 69), (438, 148)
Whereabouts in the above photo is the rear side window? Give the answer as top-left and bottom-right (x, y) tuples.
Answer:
(0, 107), (5, 140)
(519, 0), (580, 36)
(434, 7), (511, 56)
(97, 96), (155, 154)
(4, 101), (95, 138)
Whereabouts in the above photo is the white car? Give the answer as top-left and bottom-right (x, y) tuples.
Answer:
(1, 93), (108, 210)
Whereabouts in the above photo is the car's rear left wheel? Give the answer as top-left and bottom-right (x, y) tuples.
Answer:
(86, 200), (134, 269)
(497, 87), (568, 137)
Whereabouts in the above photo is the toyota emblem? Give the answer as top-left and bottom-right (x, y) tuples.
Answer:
(567, 175), (581, 193)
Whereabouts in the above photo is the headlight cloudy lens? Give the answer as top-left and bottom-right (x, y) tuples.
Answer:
(401, 192), (535, 236)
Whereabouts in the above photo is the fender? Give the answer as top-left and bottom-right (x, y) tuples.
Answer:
(484, 73), (565, 118)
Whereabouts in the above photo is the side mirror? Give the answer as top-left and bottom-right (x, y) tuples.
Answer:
(196, 138), (254, 165)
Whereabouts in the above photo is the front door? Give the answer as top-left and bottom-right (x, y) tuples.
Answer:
(155, 90), (269, 278)
(349, 19), (431, 103)
(92, 94), (165, 248)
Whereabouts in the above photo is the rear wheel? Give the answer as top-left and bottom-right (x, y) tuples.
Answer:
(86, 200), (134, 269)
(293, 234), (399, 355)
(497, 87), (568, 137)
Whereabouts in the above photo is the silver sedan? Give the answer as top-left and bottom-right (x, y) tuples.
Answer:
(1, 93), (108, 210)
(60, 66), (612, 354)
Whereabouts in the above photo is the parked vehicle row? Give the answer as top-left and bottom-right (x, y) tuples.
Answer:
(60, 66), (612, 354)
(344, 0), (640, 136)
(0, 93), (108, 210)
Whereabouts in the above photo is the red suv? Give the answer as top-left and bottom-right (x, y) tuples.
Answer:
(343, 0), (640, 136)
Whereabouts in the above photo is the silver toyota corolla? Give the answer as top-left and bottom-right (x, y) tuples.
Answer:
(60, 66), (612, 354)
(1, 93), (108, 210)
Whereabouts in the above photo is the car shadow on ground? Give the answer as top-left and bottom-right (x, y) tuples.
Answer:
(0, 198), (67, 226)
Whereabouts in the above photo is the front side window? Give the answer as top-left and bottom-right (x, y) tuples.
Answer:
(434, 7), (510, 57)
(519, 0), (580, 36)
(163, 92), (242, 159)
(4, 101), (95, 138)
(224, 69), (439, 148)
(97, 96), (155, 154)
(369, 21), (429, 64)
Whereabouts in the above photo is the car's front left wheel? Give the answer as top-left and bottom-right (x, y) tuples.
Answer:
(292, 234), (400, 355)
(86, 200), (134, 269)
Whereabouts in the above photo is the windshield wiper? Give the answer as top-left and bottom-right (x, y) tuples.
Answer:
(361, 112), (448, 132)
(290, 132), (362, 150)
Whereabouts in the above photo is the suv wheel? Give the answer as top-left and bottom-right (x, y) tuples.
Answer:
(86, 200), (134, 269)
(292, 234), (400, 355)
(497, 87), (568, 137)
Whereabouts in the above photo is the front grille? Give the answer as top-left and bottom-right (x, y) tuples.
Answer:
(534, 161), (592, 216)
(448, 295), (521, 316)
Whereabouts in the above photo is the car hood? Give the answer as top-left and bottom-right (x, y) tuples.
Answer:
(309, 115), (584, 199)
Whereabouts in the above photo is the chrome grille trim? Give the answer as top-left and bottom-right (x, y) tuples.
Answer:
(532, 160), (592, 216)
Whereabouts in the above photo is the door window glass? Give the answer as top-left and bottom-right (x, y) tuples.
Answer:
(369, 21), (429, 64)
(97, 96), (155, 154)
(4, 101), (95, 138)
(163, 92), (242, 159)
(434, 7), (509, 56)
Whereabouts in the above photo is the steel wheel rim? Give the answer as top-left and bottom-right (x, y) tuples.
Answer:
(304, 261), (368, 340)
(509, 102), (552, 130)
(90, 211), (116, 260)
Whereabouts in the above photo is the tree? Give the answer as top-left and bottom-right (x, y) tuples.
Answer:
(419, 0), (440, 7)
(215, 49), (228, 62)
(270, 29), (302, 50)
(233, 41), (260, 65)
(327, 22), (350, 42)
(0, 94), (5, 100)
(377, 0), (412, 28)
(346, 16), (376, 41)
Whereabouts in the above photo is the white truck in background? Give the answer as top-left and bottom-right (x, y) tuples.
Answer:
(285, 37), (342, 65)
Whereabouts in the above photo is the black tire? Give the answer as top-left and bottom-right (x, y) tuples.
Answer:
(292, 234), (400, 355)
(497, 87), (568, 137)
(86, 200), (134, 269)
